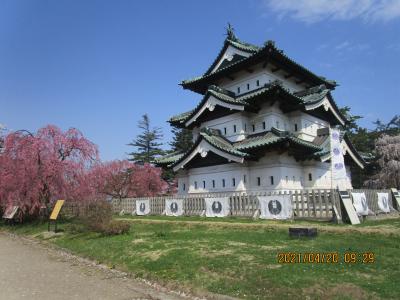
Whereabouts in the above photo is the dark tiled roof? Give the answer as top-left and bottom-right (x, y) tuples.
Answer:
(169, 84), (256, 127)
(170, 81), (348, 127)
(154, 152), (185, 165)
(182, 37), (337, 92)
(204, 37), (260, 76)
(157, 127), (324, 168)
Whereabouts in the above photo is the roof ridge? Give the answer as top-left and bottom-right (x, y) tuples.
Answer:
(294, 84), (328, 97)
(208, 85), (236, 97)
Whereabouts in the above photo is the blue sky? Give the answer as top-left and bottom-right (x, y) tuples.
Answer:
(1, 0), (399, 160)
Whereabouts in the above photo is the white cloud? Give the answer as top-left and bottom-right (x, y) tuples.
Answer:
(264, 0), (400, 23)
(335, 41), (351, 50)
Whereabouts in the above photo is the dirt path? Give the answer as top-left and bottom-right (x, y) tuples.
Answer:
(0, 233), (189, 300)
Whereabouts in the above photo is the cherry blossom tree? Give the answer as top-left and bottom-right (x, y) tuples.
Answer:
(0, 125), (98, 216)
(365, 134), (400, 188)
(88, 160), (168, 203)
(0, 124), (169, 219)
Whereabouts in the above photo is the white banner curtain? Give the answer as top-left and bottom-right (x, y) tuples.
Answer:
(165, 199), (184, 216)
(377, 193), (390, 213)
(205, 197), (230, 217)
(258, 195), (293, 220)
(351, 192), (369, 216)
(330, 128), (347, 181)
(135, 199), (150, 216)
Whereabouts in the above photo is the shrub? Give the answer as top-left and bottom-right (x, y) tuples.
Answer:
(81, 200), (112, 232)
(65, 223), (87, 234)
(99, 220), (131, 236)
(77, 201), (130, 235)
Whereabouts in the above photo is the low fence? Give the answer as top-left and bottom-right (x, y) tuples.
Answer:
(111, 188), (398, 222)
(112, 189), (347, 220)
(349, 189), (394, 214)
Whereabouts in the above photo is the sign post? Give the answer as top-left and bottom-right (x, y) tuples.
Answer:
(338, 190), (360, 225)
(48, 200), (65, 232)
(391, 188), (400, 211)
(2, 206), (20, 225)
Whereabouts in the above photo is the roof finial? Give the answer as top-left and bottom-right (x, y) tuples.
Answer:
(225, 23), (237, 41)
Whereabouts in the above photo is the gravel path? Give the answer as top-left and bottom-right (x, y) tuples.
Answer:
(0, 232), (189, 300)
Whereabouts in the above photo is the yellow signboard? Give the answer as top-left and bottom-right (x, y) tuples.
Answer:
(50, 200), (65, 220)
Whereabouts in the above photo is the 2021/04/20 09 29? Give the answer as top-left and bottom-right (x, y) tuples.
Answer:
(277, 252), (375, 264)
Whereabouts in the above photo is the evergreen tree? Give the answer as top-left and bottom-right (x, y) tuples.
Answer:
(128, 114), (164, 164)
(169, 126), (193, 153)
(0, 124), (6, 152)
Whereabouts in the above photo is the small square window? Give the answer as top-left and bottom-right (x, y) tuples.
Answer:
(270, 176), (274, 185)
(232, 178), (236, 187)
(222, 179), (226, 187)
(233, 125), (237, 133)
(262, 121), (266, 130)
(212, 180), (215, 188)
(257, 177), (261, 186)
(308, 173), (313, 181)
(256, 80), (260, 86)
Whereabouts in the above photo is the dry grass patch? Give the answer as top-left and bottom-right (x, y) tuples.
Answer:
(303, 283), (379, 300)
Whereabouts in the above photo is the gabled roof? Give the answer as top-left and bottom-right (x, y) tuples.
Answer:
(156, 127), (325, 170)
(294, 85), (347, 126)
(170, 82), (348, 128)
(234, 127), (323, 153)
(309, 130), (366, 169)
(181, 31), (337, 94)
(204, 35), (260, 76)
(168, 128), (249, 172)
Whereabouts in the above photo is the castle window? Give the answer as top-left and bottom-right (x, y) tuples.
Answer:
(212, 180), (215, 188)
(276, 121), (280, 129)
(252, 124), (255, 132)
(308, 173), (313, 181)
(247, 83), (250, 90)
(203, 181), (206, 189)
(183, 183), (186, 191)
(294, 123), (298, 131)
(224, 127), (227, 135)
(233, 125), (237, 133)
(244, 124), (247, 131)
(222, 179), (226, 187)
(194, 181), (198, 189)
(256, 80), (260, 86)
(257, 177), (261, 186)
(270, 176), (274, 185)
(262, 121), (266, 130)
(237, 87), (240, 94)
(243, 175), (247, 183)
(232, 178), (236, 187)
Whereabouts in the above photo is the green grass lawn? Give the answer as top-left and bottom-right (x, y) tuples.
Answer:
(1, 216), (400, 299)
